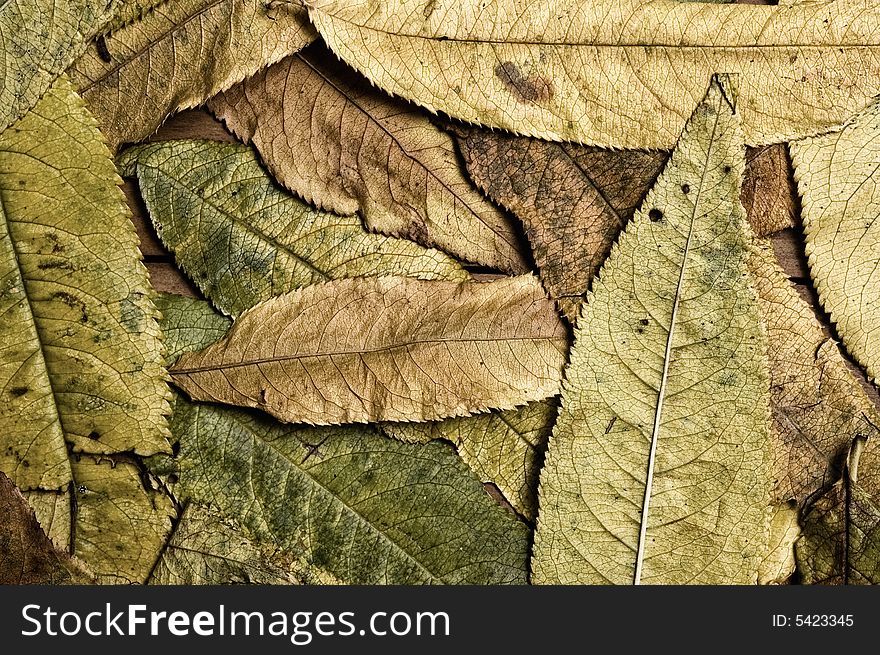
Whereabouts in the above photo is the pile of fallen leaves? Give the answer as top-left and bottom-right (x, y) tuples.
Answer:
(2, 0), (879, 586)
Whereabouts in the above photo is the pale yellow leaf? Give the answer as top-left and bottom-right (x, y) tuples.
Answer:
(791, 99), (880, 383)
(307, 0), (880, 148)
(0, 78), (171, 493)
(532, 78), (771, 584)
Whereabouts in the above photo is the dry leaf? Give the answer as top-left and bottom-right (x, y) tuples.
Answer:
(148, 503), (329, 585)
(69, 0), (315, 150)
(382, 399), (558, 520)
(153, 294), (532, 584)
(758, 503), (800, 585)
(209, 46), (529, 273)
(170, 275), (567, 425)
(797, 437), (880, 584)
(532, 78), (771, 584)
(750, 242), (880, 507)
(455, 128), (666, 321)
(118, 139), (468, 318)
(0, 471), (93, 584)
(742, 144), (797, 237)
(306, 0), (880, 148)
(0, 0), (115, 132)
(791, 99), (880, 383)
(0, 77), (170, 493)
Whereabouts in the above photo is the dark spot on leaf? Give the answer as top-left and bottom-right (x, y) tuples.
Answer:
(171, 441), (181, 456)
(96, 35), (112, 63)
(648, 208), (663, 222)
(167, 473), (179, 484)
(723, 165), (732, 173)
(494, 61), (554, 104)
(639, 318), (649, 326)
(52, 291), (88, 323)
(681, 184), (690, 194)
(17, 179), (25, 186)
(87, 431), (101, 441)
(22, 460), (29, 468)
(120, 293), (146, 332)
(37, 259), (73, 271)
(10, 387), (28, 397)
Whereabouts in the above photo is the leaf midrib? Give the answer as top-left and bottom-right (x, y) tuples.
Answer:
(632, 97), (724, 585)
(171, 335), (568, 375)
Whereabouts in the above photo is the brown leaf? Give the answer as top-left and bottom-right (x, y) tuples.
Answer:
(742, 144), (797, 237)
(170, 275), (568, 425)
(0, 472), (93, 584)
(455, 127), (665, 321)
(750, 242), (880, 507)
(209, 46), (528, 273)
(455, 128), (793, 322)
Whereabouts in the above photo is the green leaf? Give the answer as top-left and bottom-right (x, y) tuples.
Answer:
(120, 140), (469, 318)
(0, 77), (171, 493)
(532, 78), (772, 584)
(153, 293), (531, 584)
(0, 0), (115, 132)
(148, 503), (336, 585)
(69, 0), (316, 150)
(797, 438), (880, 584)
(382, 400), (557, 521)
(169, 275), (567, 425)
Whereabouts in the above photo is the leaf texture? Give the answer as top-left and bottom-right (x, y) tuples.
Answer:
(208, 46), (529, 273)
(797, 438), (880, 584)
(68, 0), (316, 150)
(0, 78), (171, 493)
(0, 0), (115, 133)
(750, 242), (880, 506)
(148, 504), (330, 585)
(119, 139), (468, 318)
(153, 293), (531, 584)
(170, 275), (567, 425)
(791, 99), (880, 383)
(0, 471), (93, 584)
(382, 399), (557, 520)
(758, 503), (799, 585)
(455, 128), (667, 321)
(532, 79), (771, 584)
(741, 144), (797, 237)
(306, 0), (880, 149)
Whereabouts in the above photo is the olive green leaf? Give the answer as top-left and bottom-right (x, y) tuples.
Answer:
(153, 293), (531, 584)
(169, 275), (567, 425)
(148, 503), (335, 585)
(306, 0), (880, 149)
(0, 471), (94, 584)
(0, 77), (171, 494)
(382, 399), (557, 521)
(758, 503), (800, 585)
(791, 99), (880, 384)
(68, 0), (315, 150)
(119, 139), (468, 318)
(532, 78), (771, 584)
(797, 437), (880, 584)
(208, 46), (529, 274)
(0, 0), (116, 133)
(749, 242), (880, 507)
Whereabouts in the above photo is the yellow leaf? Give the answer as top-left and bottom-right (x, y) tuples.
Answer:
(0, 78), (170, 493)
(532, 78), (771, 584)
(307, 0), (880, 148)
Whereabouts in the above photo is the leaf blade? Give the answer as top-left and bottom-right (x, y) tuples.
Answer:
(307, 0), (880, 148)
(532, 78), (771, 584)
